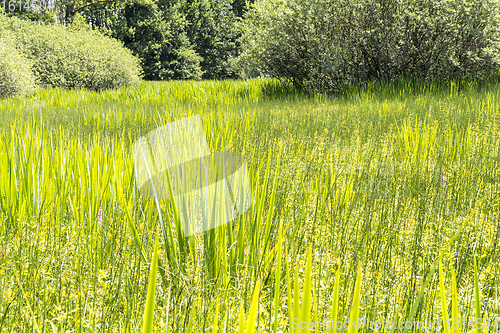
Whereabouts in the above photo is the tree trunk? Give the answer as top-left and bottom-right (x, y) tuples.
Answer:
(65, 2), (75, 24)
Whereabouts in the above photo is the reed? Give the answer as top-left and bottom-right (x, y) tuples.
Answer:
(0, 77), (499, 331)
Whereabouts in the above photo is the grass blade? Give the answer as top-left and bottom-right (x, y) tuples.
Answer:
(347, 265), (362, 333)
(402, 258), (438, 333)
(439, 255), (450, 333)
(451, 265), (460, 332)
(474, 255), (481, 333)
(238, 303), (246, 333)
(142, 228), (159, 333)
(212, 302), (220, 333)
(246, 279), (261, 333)
(272, 219), (283, 332)
(329, 259), (341, 333)
(300, 245), (314, 326)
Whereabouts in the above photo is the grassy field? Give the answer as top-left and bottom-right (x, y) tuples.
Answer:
(0, 77), (499, 332)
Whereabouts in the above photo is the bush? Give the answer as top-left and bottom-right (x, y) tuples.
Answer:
(0, 35), (37, 98)
(0, 15), (142, 91)
(238, 0), (500, 93)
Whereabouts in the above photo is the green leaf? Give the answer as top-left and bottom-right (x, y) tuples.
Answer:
(245, 279), (261, 333)
(300, 245), (313, 326)
(142, 228), (159, 333)
(439, 255), (450, 333)
(329, 259), (341, 333)
(451, 265), (460, 332)
(347, 265), (362, 333)
(272, 219), (283, 332)
(212, 302), (220, 333)
(474, 255), (481, 333)
(402, 258), (438, 333)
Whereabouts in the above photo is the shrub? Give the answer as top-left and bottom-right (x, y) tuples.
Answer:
(239, 0), (500, 93)
(0, 15), (142, 91)
(0, 34), (37, 98)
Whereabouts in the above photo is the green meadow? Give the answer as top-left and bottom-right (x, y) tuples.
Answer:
(0, 77), (499, 332)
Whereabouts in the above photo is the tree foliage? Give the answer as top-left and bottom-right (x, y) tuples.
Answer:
(3, 0), (250, 81)
(78, 0), (244, 80)
(238, 0), (500, 93)
(181, 0), (241, 79)
(99, 0), (203, 80)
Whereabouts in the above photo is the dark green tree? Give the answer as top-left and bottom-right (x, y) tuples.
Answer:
(231, 0), (250, 17)
(41, 0), (251, 80)
(180, 0), (241, 79)
(86, 0), (202, 80)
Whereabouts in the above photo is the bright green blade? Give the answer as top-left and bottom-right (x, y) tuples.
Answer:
(347, 265), (362, 333)
(300, 245), (313, 325)
(451, 266), (460, 332)
(212, 302), (220, 333)
(474, 255), (481, 333)
(439, 255), (450, 333)
(245, 279), (261, 333)
(272, 219), (283, 332)
(142, 229), (159, 333)
(402, 258), (438, 333)
(238, 303), (246, 333)
(329, 259), (341, 333)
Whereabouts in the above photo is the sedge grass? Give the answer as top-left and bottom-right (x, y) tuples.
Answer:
(0, 77), (499, 331)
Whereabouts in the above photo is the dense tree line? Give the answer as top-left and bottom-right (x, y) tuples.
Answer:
(2, 0), (500, 93)
(78, 0), (247, 80)
(3, 0), (250, 80)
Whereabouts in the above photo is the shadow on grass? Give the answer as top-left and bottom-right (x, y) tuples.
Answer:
(260, 72), (500, 101)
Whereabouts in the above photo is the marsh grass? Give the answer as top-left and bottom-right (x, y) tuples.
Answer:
(0, 77), (499, 331)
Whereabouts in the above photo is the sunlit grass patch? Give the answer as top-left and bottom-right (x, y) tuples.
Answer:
(0, 77), (499, 331)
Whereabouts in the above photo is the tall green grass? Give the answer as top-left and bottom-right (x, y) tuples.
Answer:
(0, 77), (499, 331)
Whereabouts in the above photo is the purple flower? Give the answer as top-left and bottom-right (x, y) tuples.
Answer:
(97, 208), (103, 225)
(440, 175), (445, 186)
(282, 122), (285, 130)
